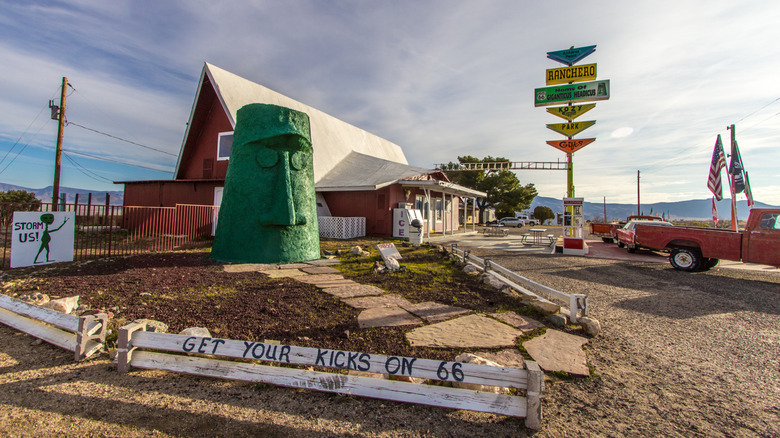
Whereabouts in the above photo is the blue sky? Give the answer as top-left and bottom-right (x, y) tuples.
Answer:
(1, 0), (779, 205)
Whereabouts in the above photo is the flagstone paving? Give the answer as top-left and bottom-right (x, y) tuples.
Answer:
(400, 301), (471, 323)
(321, 284), (385, 299)
(406, 314), (523, 349)
(476, 349), (526, 369)
(305, 258), (341, 266)
(490, 311), (547, 332)
(259, 269), (309, 278)
(295, 274), (346, 284)
(301, 266), (341, 275)
(522, 329), (589, 376)
(342, 294), (413, 309)
(357, 306), (423, 329)
(223, 263), (277, 273)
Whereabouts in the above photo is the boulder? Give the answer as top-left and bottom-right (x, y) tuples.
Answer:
(179, 327), (212, 338)
(579, 316), (602, 336)
(41, 295), (79, 314)
(451, 353), (510, 394)
(529, 299), (561, 314)
(385, 257), (401, 271)
(18, 292), (50, 305)
(134, 319), (168, 333)
(349, 246), (368, 256)
(463, 264), (479, 274)
(481, 274), (505, 290)
(546, 313), (568, 327)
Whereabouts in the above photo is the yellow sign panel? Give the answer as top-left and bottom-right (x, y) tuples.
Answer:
(546, 104), (596, 121)
(545, 63), (597, 85)
(546, 120), (596, 137)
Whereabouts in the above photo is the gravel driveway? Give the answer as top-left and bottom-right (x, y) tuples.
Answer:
(1, 245), (779, 437)
(465, 247), (780, 438)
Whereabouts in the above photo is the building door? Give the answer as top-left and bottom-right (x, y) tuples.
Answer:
(212, 187), (223, 236)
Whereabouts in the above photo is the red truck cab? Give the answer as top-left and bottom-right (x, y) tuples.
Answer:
(616, 220), (674, 253)
(634, 208), (780, 271)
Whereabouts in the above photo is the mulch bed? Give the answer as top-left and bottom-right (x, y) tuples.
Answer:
(3, 246), (538, 362)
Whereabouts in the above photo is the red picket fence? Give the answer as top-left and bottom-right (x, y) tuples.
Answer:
(1, 202), (219, 269)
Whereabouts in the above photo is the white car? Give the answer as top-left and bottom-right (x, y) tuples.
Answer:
(498, 217), (525, 227)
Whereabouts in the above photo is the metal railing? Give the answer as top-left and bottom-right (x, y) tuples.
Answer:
(1, 202), (219, 268)
(450, 244), (588, 322)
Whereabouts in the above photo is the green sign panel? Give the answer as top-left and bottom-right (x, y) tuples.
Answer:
(534, 80), (610, 107)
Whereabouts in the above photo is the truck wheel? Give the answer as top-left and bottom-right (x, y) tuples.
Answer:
(627, 246), (636, 253)
(617, 241), (625, 248)
(602, 237), (614, 243)
(669, 248), (701, 272)
(699, 258), (720, 271)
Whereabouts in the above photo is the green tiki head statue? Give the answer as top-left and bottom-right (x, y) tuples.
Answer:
(212, 104), (320, 263)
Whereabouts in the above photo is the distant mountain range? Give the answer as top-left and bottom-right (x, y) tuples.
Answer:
(0, 183), (124, 205)
(1, 182), (774, 221)
(530, 196), (778, 221)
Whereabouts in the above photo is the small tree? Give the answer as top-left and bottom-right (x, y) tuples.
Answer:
(0, 190), (41, 226)
(443, 156), (537, 223)
(533, 206), (555, 225)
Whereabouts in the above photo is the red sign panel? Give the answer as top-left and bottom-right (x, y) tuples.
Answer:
(545, 138), (596, 154)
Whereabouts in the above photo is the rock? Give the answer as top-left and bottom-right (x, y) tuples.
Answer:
(80, 309), (114, 319)
(372, 261), (386, 274)
(18, 293), (50, 305)
(463, 264), (479, 274)
(451, 353), (510, 394)
(579, 316), (602, 336)
(30, 338), (43, 346)
(349, 246), (364, 256)
(323, 250), (336, 256)
(178, 327), (211, 337)
(547, 313), (568, 327)
(529, 300), (561, 314)
(41, 295), (79, 314)
(385, 257), (401, 271)
(481, 274), (505, 290)
(436, 245), (446, 254)
(134, 319), (168, 333)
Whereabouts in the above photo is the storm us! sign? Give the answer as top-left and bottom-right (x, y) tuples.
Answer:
(11, 211), (75, 268)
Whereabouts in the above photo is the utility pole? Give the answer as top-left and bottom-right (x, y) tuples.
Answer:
(52, 77), (67, 210)
(636, 170), (641, 216)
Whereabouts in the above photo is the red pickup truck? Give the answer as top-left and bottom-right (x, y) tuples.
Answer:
(633, 208), (780, 271)
(590, 215), (664, 243)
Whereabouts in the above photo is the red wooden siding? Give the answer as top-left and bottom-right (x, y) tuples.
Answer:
(123, 181), (221, 207)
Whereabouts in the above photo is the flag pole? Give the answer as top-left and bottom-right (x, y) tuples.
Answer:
(727, 124), (738, 232)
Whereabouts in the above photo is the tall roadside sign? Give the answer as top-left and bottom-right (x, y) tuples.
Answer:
(534, 45), (610, 255)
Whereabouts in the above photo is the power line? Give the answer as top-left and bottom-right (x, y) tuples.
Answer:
(62, 148), (174, 173)
(736, 97), (780, 124)
(0, 85), (61, 169)
(0, 120), (51, 177)
(65, 121), (177, 157)
(63, 153), (114, 183)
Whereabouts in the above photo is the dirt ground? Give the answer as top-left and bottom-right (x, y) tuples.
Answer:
(1, 244), (779, 437)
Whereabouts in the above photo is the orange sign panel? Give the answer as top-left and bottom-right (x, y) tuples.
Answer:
(546, 138), (596, 154)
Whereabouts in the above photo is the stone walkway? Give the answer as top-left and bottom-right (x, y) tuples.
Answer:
(224, 258), (589, 375)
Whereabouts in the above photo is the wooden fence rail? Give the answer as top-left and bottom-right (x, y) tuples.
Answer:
(118, 321), (543, 429)
(0, 294), (107, 361)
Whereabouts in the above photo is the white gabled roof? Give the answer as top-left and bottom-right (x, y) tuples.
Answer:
(180, 63), (409, 183)
(315, 151), (430, 191)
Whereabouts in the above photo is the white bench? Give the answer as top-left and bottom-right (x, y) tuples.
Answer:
(0, 294), (107, 361)
(118, 321), (543, 429)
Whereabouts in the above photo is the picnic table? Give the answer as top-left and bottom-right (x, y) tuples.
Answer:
(522, 228), (551, 245)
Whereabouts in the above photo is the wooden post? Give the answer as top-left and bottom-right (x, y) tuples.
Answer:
(524, 361), (543, 430)
(52, 77), (68, 210)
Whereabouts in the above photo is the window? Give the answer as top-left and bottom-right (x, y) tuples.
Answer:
(759, 214), (780, 230)
(217, 132), (233, 160)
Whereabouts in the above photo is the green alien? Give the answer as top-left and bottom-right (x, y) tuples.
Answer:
(34, 213), (69, 264)
(212, 104), (320, 263)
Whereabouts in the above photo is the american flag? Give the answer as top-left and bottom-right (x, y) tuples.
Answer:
(708, 135), (726, 201)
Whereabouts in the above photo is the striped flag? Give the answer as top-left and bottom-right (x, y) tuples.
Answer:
(707, 135), (726, 201)
(712, 197), (718, 223)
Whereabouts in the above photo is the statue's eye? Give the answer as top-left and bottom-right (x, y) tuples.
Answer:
(290, 151), (308, 171)
(256, 149), (278, 168)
